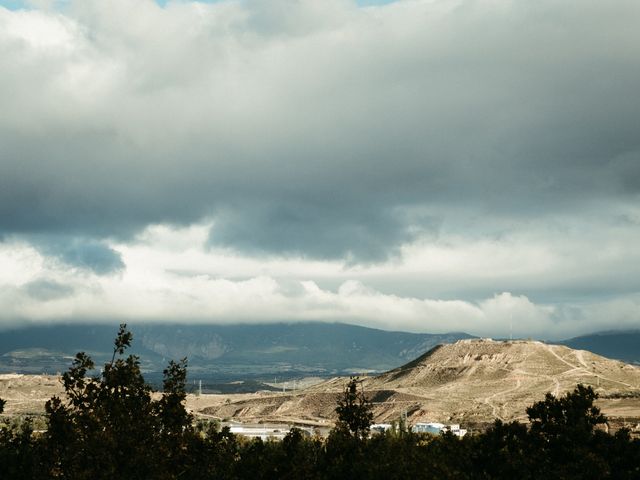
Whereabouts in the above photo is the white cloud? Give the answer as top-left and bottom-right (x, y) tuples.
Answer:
(1, 224), (639, 339)
(0, 241), (44, 285)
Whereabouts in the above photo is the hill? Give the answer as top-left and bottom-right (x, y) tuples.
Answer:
(4, 338), (640, 432)
(196, 339), (640, 429)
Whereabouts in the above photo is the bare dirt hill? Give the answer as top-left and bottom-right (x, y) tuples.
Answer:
(360, 338), (640, 424)
(0, 374), (63, 416)
(193, 339), (640, 430)
(2, 340), (640, 434)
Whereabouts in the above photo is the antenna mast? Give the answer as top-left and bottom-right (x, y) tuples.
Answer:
(509, 314), (513, 341)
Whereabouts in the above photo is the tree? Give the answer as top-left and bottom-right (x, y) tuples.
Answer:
(334, 377), (373, 439)
(527, 384), (606, 442)
(524, 384), (610, 479)
(473, 420), (534, 479)
(43, 323), (195, 479)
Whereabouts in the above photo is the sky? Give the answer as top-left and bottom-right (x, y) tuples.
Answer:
(0, 0), (639, 340)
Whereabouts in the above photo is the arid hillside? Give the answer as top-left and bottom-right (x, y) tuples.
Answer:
(2, 340), (640, 433)
(364, 338), (640, 423)
(195, 339), (640, 430)
(0, 374), (63, 416)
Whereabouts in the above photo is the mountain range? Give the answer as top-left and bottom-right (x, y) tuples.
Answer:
(560, 330), (640, 365)
(0, 323), (472, 380)
(0, 323), (638, 384)
(2, 334), (640, 429)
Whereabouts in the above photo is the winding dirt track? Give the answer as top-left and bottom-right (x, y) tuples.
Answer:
(483, 377), (522, 421)
(544, 343), (634, 389)
(194, 340), (640, 426)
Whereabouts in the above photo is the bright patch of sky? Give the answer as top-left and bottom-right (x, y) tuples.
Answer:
(0, 0), (26, 9)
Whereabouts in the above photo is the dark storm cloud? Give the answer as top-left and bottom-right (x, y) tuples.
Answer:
(23, 278), (75, 301)
(30, 236), (125, 274)
(210, 202), (425, 262)
(0, 0), (639, 261)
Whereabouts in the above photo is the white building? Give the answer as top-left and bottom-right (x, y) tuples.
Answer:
(412, 422), (445, 435)
(227, 424), (312, 441)
(411, 422), (467, 437)
(371, 423), (393, 434)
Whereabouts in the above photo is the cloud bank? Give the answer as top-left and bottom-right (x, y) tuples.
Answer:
(1, 224), (639, 339)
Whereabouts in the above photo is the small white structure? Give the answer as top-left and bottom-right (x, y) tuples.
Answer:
(411, 422), (467, 437)
(412, 422), (445, 435)
(227, 424), (312, 441)
(370, 423), (393, 434)
(444, 425), (467, 438)
(228, 425), (286, 441)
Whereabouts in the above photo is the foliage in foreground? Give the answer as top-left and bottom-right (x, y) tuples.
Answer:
(0, 325), (639, 479)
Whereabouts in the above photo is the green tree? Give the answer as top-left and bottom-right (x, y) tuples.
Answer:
(43, 323), (195, 479)
(322, 377), (374, 479)
(0, 416), (45, 480)
(523, 384), (610, 479)
(334, 377), (373, 439)
(473, 420), (534, 479)
(527, 383), (606, 442)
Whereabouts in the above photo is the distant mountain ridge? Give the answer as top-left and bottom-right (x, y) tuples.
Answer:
(559, 330), (640, 365)
(0, 322), (473, 378)
(1, 323), (638, 381)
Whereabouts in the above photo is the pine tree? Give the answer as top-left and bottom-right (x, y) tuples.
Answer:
(334, 376), (373, 439)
